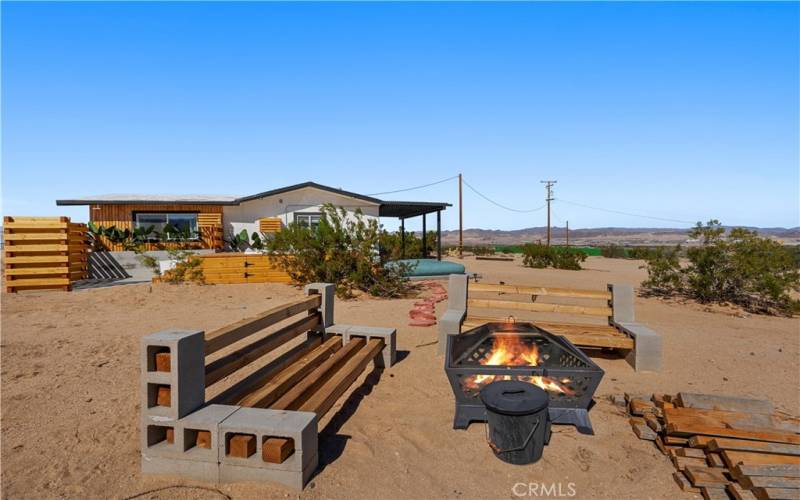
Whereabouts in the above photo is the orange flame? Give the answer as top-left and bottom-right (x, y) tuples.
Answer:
(464, 335), (574, 395)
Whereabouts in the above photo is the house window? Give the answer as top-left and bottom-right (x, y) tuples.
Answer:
(294, 213), (322, 230)
(135, 213), (199, 239)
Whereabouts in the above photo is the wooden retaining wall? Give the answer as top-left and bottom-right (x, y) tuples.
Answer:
(196, 253), (292, 284)
(3, 216), (90, 293)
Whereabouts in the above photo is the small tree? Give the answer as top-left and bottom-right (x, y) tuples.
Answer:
(266, 204), (417, 298)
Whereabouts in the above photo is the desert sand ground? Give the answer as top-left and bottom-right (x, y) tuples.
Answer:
(2, 256), (798, 500)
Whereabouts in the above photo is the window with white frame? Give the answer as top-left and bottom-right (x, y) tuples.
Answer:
(294, 213), (322, 230)
(134, 213), (199, 239)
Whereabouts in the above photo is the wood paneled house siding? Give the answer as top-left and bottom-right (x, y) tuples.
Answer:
(89, 203), (225, 251)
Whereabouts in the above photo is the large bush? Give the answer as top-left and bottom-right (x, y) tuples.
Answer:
(266, 204), (417, 298)
(640, 220), (800, 315)
(521, 243), (587, 270)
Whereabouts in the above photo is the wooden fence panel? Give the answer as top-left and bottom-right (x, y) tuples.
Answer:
(196, 253), (292, 284)
(3, 216), (89, 292)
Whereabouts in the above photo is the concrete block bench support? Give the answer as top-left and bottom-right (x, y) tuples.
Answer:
(437, 274), (468, 355)
(140, 282), (396, 490)
(608, 284), (662, 373)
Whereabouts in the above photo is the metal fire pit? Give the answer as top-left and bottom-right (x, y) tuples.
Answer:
(445, 322), (604, 435)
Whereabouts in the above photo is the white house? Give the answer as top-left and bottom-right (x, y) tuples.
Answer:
(57, 181), (450, 258)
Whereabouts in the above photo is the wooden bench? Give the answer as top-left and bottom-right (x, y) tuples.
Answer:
(140, 283), (396, 489)
(438, 274), (661, 372)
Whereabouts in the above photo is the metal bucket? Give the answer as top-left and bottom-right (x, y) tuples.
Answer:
(480, 380), (551, 465)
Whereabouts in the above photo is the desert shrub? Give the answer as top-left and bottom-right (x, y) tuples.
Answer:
(521, 243), (587, 270)
(521, 243), (552, 268)
(138, 249), (204, 283)
(266, 204), (418, 298)
(640, 220), (800, 315)
(600, 244), (628, 259)
(640, 246), (683, 296)
(379, 230), (437, 260)
(162, 250), (204, 284)
(628, 246), (662, 260)
(550, 247), (588, 270)
(466, 245), (496, 256)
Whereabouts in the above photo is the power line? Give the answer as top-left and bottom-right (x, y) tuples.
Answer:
(462, 178), (547, 213)
(556, 198), (698, 224)
(367, 175), (459, 196)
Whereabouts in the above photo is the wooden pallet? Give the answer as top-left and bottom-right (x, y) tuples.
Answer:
(4, 216), (89, 293)
(622, 392), (800, 499)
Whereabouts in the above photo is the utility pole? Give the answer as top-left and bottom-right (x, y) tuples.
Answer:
(458, 173), (463, 258)
(566, 220), (569, 246)
(540, 180), (557, 246)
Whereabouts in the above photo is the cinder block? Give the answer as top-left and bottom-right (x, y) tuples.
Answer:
(141, 404), (240, 463)
(219, 453), (317, 490)
(616, 322), (662, 373)
(437, 274), (468, 355)
(608, 283), (635, 323)
(219, 408), (317, 474)
(305, 283), (335, 328)
(447, 273), (469, 311)
(141, 453), (220, 483)
(438, 310), (465, 355)
(141, 329), (205, 420)
(335, 325), (396, 368)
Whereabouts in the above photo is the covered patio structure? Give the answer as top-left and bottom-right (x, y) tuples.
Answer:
(379, 201), (451, 260)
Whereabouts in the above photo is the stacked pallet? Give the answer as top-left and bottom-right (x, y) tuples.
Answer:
(3, 216), (89, 293)
(623, 392), (800, 500)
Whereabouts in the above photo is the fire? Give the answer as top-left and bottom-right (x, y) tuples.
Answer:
(464, 335), (574, 395)
(482, 335), (541, 366)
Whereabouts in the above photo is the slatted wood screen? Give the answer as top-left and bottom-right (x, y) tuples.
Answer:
(89, 203), (225, 250)
(258, 217), (282, 234)
(195, 253), (292, 284)
(3, 216), (89, 293)
(197, 213), (224, 249)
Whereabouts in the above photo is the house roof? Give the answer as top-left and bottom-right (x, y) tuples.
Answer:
(55, 194), (239, 206)
(235, 181), (384, 205)
(56, 181), (450, 217)
(379, 201), (451, 218)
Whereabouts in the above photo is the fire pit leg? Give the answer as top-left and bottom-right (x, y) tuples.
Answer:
(453, 404), (487, 430)
(549, 408), (594, 435)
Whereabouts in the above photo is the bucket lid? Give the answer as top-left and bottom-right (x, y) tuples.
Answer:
(479, 380), (549, 416)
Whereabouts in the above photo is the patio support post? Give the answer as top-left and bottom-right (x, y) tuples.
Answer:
(400, 218), (405, 259)
(437, 210), (442, 261)
(422, 213), (427, 258)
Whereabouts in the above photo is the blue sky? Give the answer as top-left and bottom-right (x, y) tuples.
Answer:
(2, 1), (798, 231)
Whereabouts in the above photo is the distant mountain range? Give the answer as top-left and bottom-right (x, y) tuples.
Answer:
(436, 226), (800, 246)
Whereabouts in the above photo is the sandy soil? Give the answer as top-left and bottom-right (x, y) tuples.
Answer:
(2, 256), (798, 500)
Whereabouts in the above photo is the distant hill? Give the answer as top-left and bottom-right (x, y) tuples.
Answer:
(434, 226), (800, 246)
